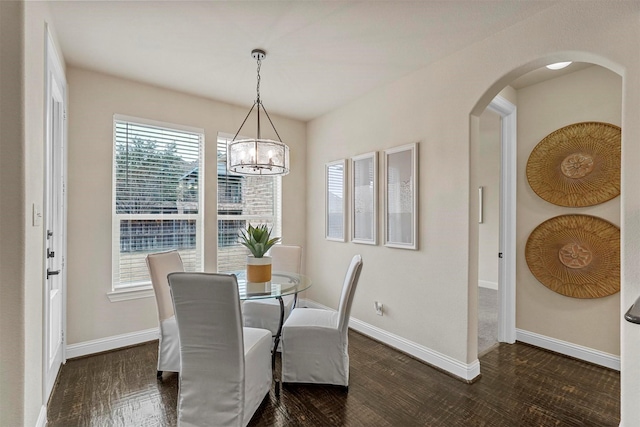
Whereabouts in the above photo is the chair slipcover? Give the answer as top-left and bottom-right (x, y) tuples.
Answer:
(242, 245), (303, 335)
(146, 250), (184, 375)
(281, 254), (363, 386)
(169, 272), (272, 427)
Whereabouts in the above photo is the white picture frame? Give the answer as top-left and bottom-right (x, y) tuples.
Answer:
(383, 142), (418, 250)
(325, 159), (347, 242)
(351, 152), (378, 245)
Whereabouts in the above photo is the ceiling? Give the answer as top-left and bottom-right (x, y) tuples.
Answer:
(48, 0), (561, 122)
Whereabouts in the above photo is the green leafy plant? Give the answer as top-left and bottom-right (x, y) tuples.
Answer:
(239, 224), (281, 258)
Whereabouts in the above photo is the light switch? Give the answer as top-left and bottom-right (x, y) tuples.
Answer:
(32, 203), (42, 227)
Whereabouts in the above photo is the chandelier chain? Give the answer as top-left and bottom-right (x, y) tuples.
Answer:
(256, 58), (261, 101)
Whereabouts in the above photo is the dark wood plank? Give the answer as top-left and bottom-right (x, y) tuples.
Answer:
(48, 330), (620, 426)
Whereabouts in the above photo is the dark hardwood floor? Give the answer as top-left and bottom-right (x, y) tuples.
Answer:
(48, 330), (620, 426)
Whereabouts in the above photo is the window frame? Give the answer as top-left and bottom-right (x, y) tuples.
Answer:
(109, 114), (205, 301)
(216, 133), (282, 273)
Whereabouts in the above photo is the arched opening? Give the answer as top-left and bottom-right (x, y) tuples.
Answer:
(469, 57), (623, 373)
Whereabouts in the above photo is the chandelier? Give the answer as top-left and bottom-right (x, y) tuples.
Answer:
(227, 49), (290, 176)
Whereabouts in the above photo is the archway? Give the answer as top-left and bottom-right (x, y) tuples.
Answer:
(469, 56), (623, 373)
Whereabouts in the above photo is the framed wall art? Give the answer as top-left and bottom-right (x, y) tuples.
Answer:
(383, 143), (418, 250)
(325, 159), (347, 242)
(351, 152), (378, 245)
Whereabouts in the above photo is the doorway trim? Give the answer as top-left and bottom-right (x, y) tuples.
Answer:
(486, 95), (516, 344)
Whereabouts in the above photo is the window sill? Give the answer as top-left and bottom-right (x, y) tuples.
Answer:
(107, 285), (155, 302)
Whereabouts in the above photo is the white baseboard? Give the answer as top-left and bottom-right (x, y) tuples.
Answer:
(516, 329), (620, 371)
(478, 280), (498, 290)
(35, 405), (46, 427)
(302, 299), (480, 382)
(66, 327), (159, 359)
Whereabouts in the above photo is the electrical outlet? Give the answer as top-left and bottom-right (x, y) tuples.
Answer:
(374, 301), (383, 316)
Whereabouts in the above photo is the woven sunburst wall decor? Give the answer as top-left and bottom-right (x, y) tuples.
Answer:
(525, 214), (620, 299)
(526, 122), (621, 207)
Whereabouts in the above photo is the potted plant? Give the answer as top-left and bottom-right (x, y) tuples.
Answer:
(239, 224), (281, 282)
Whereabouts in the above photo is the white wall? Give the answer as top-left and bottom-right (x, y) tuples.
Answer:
(66, 67), (306, 344)
(306, 3), (640, 423)
(0, 2), (26, 426)
(516, 65), (621, 355)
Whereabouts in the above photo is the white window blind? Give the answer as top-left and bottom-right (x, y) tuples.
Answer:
(217, 134), (282, 273)
(112, 116), (204, 289)
(327, 163), (345, 238)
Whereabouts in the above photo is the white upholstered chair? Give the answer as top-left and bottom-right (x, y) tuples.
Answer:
(242, 245), (303, 336)
(281, 254), (363, 387)
(168, 272), (272, 427)
(146, 250), (184, 378)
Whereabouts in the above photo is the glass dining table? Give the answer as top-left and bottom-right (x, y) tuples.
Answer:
(234, 270), (312, 393)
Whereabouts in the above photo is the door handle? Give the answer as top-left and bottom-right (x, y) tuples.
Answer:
(47, 269), (60, 279)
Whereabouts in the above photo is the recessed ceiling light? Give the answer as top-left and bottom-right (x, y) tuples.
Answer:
(546, 61), (572, 70)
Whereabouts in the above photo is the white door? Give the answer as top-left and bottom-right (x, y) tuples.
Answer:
(44, 31), (67, 400)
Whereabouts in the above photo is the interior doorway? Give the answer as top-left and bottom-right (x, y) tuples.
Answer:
(477, 108), (501, 355)
(477, 95), (517, 357)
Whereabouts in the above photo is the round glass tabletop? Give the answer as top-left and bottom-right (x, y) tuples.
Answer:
(234, 271), (312, 301)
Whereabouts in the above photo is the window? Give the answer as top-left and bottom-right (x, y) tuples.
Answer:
(218, 217), (245, 248)
(217, 134), (282, 273)
(112, 115), (204, 292)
